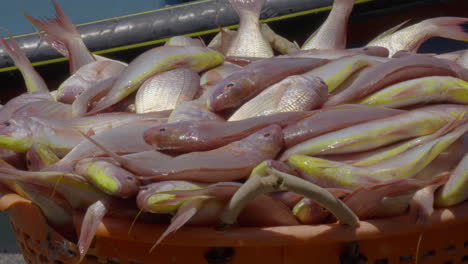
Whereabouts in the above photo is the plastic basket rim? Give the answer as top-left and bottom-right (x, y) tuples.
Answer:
(2, 185), (468, 247)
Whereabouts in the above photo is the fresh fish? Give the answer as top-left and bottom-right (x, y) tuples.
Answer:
(88, 46), (224, 114)
(164, 36), (205, 47)
(84, 125), (283, 182)
(260, 23), (300, 54)
(228, 75), (328, 121)
(0, 148), (26, 170)
(226, 0), (273, 58)
(288, 155), (382, 189)
(15, 182), (75, 240)
(435, 154), (468, 207)
(409, 178), (447, 225)
(367, 17), (468, 56)
(0, 34), (49, 93)
(303, 55), (386, 92)
(348, 120), (459, 167)
(207, 28), (237, 54)
(140, 181), (298, 249)
(302, 0), (355, 50)
(137, 181), (205, 213)
(56, 60), (127, 104)
(49, 122), (160, 172)
(324, 55), (468, 107)
(358, 76), (468, 108)
(71, 78), (116, 117)
(289, 121), (467, 187)
(0, 115), (84, 155)
(436, 49), (468, 69)
(200, 63), (242, 93)
(224, 55), (264, 66)
(168, 100), (224, 123)
(0, 92), (57, 121)
(26, 143), (59, 171)
(343, 179), (429, 220)
(292, 189), (351, 224)
(280, 104), (467, 160)
(24, 0), (96, 73)
(209, 57), (328, 111)
(135, 69), (201, 113)
(283, 104), (405, 148)
(75, 158), (140, 198)
(287, 46), (389, 60)
(144, 111), (313, 152)
(36, 111), (168, 136)
(0, 168), (107, 210)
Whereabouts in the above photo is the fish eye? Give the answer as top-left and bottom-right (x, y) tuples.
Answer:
(225, 82), (236, 90)
(363, 47), (369, 51)
(26, 159), (32, 166)
(126, 176), (133, 181)
(264, 133), (270, 137)
(159, 128), (166, 132)
(3, 121), (10, 126)
(320, 80), (326, 85)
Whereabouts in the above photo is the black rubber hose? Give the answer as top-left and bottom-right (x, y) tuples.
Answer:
(0, 0), (450, 71)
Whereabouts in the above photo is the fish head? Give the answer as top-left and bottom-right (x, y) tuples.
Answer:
(26, 147), (44, 171)
(247, 124), (284, 153)
(360, 46), (389, 57)
(143, 122), (195, 150)
(137, 181), (203, 213)
(0, 117), (34, 153)
(208, 78), (247, 112)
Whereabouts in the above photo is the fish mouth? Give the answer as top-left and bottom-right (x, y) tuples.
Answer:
(0, 136), (33, 153)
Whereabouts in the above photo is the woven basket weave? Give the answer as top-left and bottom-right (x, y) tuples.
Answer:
(1, 186), (468, 264)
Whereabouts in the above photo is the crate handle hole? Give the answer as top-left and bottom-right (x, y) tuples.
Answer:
(422, 249), (436, 259)
(107, 257), (121, 264)
(443, 245), (457, 253)
(461, 255), (468, 262)
(399, 255), (413, 262)
(374, 259), (388, 264)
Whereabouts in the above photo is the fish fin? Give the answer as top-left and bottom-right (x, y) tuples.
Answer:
(409, 179), (446, 226)
(149, 198), (207, 253)
(128, 208), (144, 235)
(77, 199), (109, 262)
(368, 19), (411, 44)
(85, 128), (95, 137)
(0, 29), (49, 93)
(78, 132), (129, 167)
(229, 0), (264, 17)
(197, 36), (207, 48)
(71, 77), (115, 117)
(428, 17), (468, 42)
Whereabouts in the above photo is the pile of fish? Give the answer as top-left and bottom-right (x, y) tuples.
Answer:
(0, 0), (467, 260)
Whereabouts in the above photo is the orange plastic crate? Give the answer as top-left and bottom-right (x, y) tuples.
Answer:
(1, 186), (468, 264)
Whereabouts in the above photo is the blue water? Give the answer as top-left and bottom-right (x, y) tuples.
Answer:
(0, 0), (186, 35)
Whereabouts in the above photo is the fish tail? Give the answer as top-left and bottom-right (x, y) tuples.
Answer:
(333, 0), (355, 12)
(38, 30), (69, 57)
(229, 0), (265, 17)
(23, 1), (79, 43)
(23, 0), (95, 73)
(426, 17), (468, 42)
(149, 198), (205, 253)
(77, 200), (109, 263)
(0, 30), (49, 93)
(0, 33), (30, 70)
